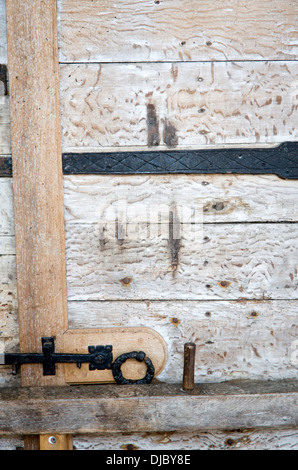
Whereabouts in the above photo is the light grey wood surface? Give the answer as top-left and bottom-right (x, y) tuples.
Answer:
(60, 61), (298, 152)
(1, 176), (298, 385)
(57, 0), (298, 63)
(0, 380), (297, 434)
(1, 427), (298, 450)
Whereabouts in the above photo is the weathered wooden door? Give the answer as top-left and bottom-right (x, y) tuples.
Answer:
(1, 0), (298, 450)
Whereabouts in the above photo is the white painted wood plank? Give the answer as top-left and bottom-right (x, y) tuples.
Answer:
(68, 300), (298, 383)
(0, 2), (10, 155)
(60, 61), (298, 151)
(2, 174), (297, 235)
(65, 223), (298, 301)
(0, 0), (7, 64)
(63, 174), (298, 224)
(1, 252), (297, 384)
(1, 177), (297, 386)
(0, 255), (16, 303)
(0, 252), (18, 376)
(72, 428), (298, 450)
(0, 236), (14, 254)
(57, 0), (298, 63)
(0, 97), (11, 155)
(1, 427), (298, 450)
(0, 179), (14, 235)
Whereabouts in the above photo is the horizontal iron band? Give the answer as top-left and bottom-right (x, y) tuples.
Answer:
(1, 142), (298, 179)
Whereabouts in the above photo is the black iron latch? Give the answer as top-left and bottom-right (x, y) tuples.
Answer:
(0, 337), (155, 385)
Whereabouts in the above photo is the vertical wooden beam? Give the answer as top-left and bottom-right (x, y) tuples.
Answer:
(6, 0), (70, 449)
(6, 0), (68, 387)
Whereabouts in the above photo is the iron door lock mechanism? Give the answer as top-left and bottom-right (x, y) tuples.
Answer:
(0, 337), (155, 385)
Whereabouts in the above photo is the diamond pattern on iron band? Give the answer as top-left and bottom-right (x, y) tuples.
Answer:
(62, 142), (298, 179)
(1, 142), (298, 179)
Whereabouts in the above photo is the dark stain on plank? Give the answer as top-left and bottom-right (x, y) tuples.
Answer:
(164, 119), (178, 148)
(146, 104), (160, 147)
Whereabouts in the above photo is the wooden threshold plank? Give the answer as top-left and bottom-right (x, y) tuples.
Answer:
(0, 380), (297, 434)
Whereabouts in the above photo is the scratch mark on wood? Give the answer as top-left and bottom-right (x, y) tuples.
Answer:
(252, 345), (261, 358)
(168, 207), (181, 274)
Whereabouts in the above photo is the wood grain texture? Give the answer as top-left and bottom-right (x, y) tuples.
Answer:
(0, 0), (7, 64)
(1, 248), (298, 384)
(0, 179), (14, 235)
(72, 428), (298, 450)
(0, 380), (297, 434)
(60, 61), (298, 152)
(63, 174), (298, 224)
(3, 173), (298, 230)
(57, 0), (298, 63)
(1, 176), (298, 385)
(2, 427), (298, 450)
(68, 300), (298, 384)
(6, 0), (68, 387)
(0, 1), (11, 156)
(0, 251), (19, 388)
(0, 95), (11, 156)
(65, 223), (298, 301)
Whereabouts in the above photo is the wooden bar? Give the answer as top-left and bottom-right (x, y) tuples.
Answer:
(6, 0), (68, 387)
(6, 0), (70, 450)
(0, 380), (297, 435)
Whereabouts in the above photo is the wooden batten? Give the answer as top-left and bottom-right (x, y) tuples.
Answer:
(5, 0), (70, 450)
(0, 380), (297, 435)
(6, 0), (68, 387)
